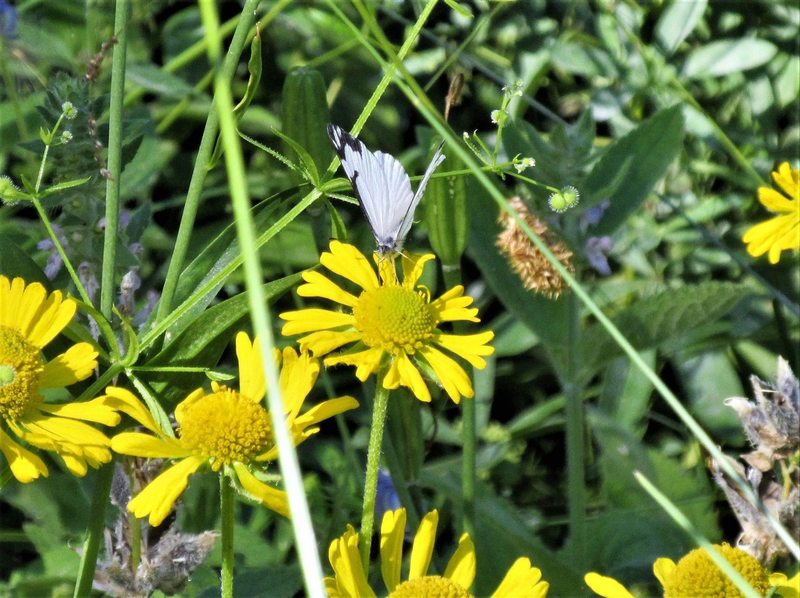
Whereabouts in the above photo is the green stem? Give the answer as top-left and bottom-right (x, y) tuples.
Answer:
(220, 473), (235, 598)
(99, 0), (130, 319)
(359, 375), (391, 574)
(31, 198), (92, 305)
(72, 462), (115, 598)
(154, 0), (259, 331)
(442, 265), (475, 538)
(563, 291), (586, 569)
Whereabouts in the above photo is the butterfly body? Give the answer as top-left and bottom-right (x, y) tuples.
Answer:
(327, 124), (445, 255)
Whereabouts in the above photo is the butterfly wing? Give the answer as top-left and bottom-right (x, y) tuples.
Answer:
(327, 124), (414, 253)
(394, 142), (446, 247)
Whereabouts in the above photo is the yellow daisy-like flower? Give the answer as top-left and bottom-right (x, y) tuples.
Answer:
(584, 543), (798, 597)
(742, 162), (800, 264)
(0, 275), (111, 483)
(279, 241), (494, 404)
(325, 508), (549, 598)
(105, 332), (358, 526)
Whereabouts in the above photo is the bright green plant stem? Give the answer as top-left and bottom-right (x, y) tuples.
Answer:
(359, 376), (391, 573)
(635, 472), (761, 598)
(72, 461), (115, 598)
(154, 0), (260, 331)
(220, 473), (236, 598)
(74, 4), (130, 597)
(563, 291), (586, 569)
(334, 10), (800, 560)
(198, 2), (326, 596)
(442, 266), (476, 538)
(100, 0), (129, 318)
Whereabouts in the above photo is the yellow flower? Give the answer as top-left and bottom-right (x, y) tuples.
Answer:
(106, 332), (357, 526)
(584, 543), (797, 597)
(742, 162), (800, 264)
(325, 508), (549, 598)
(0, 275), (110, 483)
(279, 241), (494, 404)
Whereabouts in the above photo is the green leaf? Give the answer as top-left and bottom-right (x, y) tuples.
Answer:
(467, 180), (569, 349)
(144, 274), (301, 394)
(444, 0), (473, 18)
(233, 27), (263, 118)
(159, 196), (286, 340)
(582, 105), (684, 235)
(587, 410), (720, 559)
(421, 458), (584, 596)
(673, 351), (745, 443)
(683, 38), (778, 79)
(655, 0), (707, 55)
(126, 63), (196, 99)
(581, 282), (752, 373)
(38, 176), (91, 198)
(0, 234), (46, 282)
(272, 127), (320, 185)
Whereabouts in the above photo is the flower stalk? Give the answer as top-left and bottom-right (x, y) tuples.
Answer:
(359, 375), (391, 573)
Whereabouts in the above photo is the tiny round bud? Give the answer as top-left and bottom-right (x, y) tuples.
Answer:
(62, 101), (78, 119)
(548, 186), (580, 213)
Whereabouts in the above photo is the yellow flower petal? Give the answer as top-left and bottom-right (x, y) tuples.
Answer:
(280, 308), (354, 336)
(232, 462), (289, 517)
(653, 557), (676, 588)
(279, 348), (318, 419)
(409, 509), (438, 580)
(771, 571), (800, 598)
(401, 253), (435, 289)
(298, 270), (359, 307)
(293, 330), (361, 356)
(491, 558), (547, 598)
(772, 162), (799, 200)
(443, 533), (476, 591)
(0, 428), (49, 482)
(435, 331), (495, 368)
(584, 572), (635, 598)
(21, 413), (111, 448)
(111, 432), (190, 458)
(384, 352), (431, 402)
(38, 342), (98, 387)
(37, 397), (121, 426)
(292, 396), (359, 433)
(128, 455), (205, 526)
(0, 277), (82, 350)
(419, 345), (474, 403)
(327, 524), (376, 598)
(236, 332), (266, 403)
(380, 508), (406, 592)
(325, 347), (384, 381)
(758, 187), (795, 213)
(98, 386), (162, 433)
(322, 240), (379, 291)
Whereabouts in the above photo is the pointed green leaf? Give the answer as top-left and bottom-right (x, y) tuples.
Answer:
(583, 105), (684, 234)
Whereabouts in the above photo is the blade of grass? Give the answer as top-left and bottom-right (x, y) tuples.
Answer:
(198, 1), (325, 594)
(635, 471), (762, 598)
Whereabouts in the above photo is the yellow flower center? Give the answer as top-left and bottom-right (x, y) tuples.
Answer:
(353, 286), (436, 354)
(178, 387), (272, 470)
(663, 543), (770, 598)
(0, 325), (44, 420)
(388, 575), (471, 598)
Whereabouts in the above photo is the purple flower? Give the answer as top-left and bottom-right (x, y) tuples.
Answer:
(585, 235), (613, 275)
(0, 1), (18, 40)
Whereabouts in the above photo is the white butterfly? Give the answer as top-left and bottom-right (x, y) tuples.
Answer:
(327, 124), (445, 255)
